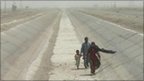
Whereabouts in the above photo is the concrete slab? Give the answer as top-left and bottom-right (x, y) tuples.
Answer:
(68, 10), (143, 80)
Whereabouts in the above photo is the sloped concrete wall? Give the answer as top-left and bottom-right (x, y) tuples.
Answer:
(1, 11), (60, 76)
(68, 11), (143, 80)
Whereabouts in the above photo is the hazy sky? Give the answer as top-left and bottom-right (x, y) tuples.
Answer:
(1, 1), (143, 9)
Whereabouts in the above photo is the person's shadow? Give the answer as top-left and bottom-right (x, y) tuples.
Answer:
(80, 74), (92, 76)
(80, 69), (104, 76)
(71, 68), (86, 70)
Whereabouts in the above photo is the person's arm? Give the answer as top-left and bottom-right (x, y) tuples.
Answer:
(80, 54), (82, 57)
(97, 53), (101, 60)
(81, 43), (84, 55)
(74, 55), (76, 60)
(95, 45), (116, 54)
(99, 48), (116, 54)
(87, 47), (91, 57)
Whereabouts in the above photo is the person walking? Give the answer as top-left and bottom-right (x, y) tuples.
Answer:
(88, 42), (116, 75)
(74, 50), (82, 69)
(81, 37), (91, 68)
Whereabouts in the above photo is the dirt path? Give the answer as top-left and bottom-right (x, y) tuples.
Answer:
(48, 11), (98, 80)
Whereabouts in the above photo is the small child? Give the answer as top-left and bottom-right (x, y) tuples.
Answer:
(74, 50), (82, 69)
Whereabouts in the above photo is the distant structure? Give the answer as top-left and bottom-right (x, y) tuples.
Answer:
(12, 4), (17, 12)
(11, 0), (17, 12)
(113, 1), (117, 9)
(19, 0), (23, 9)
(25, 6), (29, 10)
(4, 0), (7, 12)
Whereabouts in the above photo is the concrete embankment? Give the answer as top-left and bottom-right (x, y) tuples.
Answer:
(1, 10), (61, 80)
(68, 10), (143, 80)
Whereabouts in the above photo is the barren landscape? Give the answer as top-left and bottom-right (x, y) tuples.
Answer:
(1, 7), (143, 80)
(78, 7), (143, 33)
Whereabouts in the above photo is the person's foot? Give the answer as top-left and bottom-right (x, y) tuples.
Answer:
(91, 72), (95, 75)
(87, 65), (89, 67)
(85, 65), (88, 69)
(77, 67), (79, 69)
(85, 66), (88, 69)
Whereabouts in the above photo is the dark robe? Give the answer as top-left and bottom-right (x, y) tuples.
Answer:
(88, 45), (116, 74)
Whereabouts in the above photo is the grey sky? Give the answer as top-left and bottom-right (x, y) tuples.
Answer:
(1, 1), (143, 9)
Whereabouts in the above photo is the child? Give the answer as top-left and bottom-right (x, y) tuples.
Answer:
(74, 50), (82, 69)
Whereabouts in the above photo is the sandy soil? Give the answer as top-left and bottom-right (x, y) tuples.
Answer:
(67, 10), (143, 80)
(1, 10), (45, 32)
(1, 8), (143, 80)
(32, 12), (62, 80)
(77, 7), (143, 33)
(1, 10), (41, 23)
(48, 12), (97, 80)
(1, 10), (61, 80)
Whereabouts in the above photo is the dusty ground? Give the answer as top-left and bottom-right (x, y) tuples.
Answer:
(1, 8), (143, 80)
(32, 12), (62, 80)
(67, 9), (143, 80)
(1, 9), (46, 32)
(1, 10), (39, 23)
(1, 9), (61, 80)
(77, 7), (143, 33)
